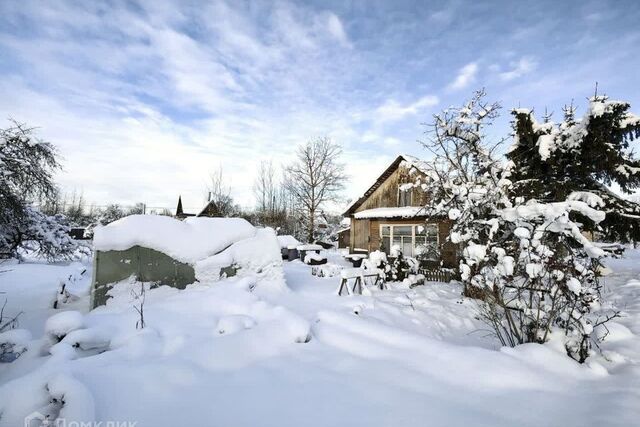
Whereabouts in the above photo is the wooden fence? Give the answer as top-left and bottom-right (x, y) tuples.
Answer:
(419, 268), (457, 283)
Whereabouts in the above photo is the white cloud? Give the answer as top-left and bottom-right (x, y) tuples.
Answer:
(0, 1), (380, 210)
(326, 13), (350, 46)
(376, 95), (439, 122)
(499, 56), (537, 81)
(447, 62), (478, 91)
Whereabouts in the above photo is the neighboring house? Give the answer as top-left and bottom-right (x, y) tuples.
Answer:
(343, 154), (457, 268)
(337, 227), (350, 248)
(175, 195), (222, 219)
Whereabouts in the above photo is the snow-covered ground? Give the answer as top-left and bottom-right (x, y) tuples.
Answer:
(0, 249), (639, 427)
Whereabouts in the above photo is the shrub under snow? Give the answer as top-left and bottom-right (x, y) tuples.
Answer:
(417, 89), (622, 362)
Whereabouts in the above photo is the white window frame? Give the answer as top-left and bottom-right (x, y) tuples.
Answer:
(380, 223), (439, 257)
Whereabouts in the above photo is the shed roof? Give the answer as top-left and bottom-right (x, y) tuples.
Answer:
(93, 215), (256, 264)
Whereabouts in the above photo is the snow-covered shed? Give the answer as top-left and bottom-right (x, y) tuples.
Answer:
(91, 215), (282, 307)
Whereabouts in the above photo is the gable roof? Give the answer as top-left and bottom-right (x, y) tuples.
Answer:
(343, 154), (431, 216)
(198, 199), (221, 217)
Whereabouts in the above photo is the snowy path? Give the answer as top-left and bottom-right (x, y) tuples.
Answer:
(0, 254), (639, 426)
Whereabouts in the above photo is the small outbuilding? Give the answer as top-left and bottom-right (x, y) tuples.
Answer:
(276, 235), (301, 260)
(91, 215), (281, 308)
(337, 227), (350, 248)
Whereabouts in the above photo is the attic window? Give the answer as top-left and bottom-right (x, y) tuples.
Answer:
(398, 185), (413, 207)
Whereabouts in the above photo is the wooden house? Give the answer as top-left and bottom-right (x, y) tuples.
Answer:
(343, 155), (457, 268)
(175, 196), (222, 219)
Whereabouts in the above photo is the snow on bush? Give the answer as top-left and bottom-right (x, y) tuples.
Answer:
(45, 310), (84, 342)
(418, 89), (621, 362)
(0, 120), (81, 261)
(47, 374), (96, 424)
(0, 328), (31, 362)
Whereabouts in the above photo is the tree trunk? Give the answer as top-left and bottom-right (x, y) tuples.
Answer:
(308, 209), (315, 243)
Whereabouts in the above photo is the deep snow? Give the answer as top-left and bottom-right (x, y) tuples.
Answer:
(0, 249), (639, 427)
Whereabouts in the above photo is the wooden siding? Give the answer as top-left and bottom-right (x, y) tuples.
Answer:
(351, 218), (370, 250)
(354, 166), (428, 213)
(338, 229), (350, 248)
(349, 217), (457, 267)
(347, 158), (459, 268)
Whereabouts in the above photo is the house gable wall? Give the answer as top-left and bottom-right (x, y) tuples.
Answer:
(347, 160), (457, 268)
(354, 165), (428, 213)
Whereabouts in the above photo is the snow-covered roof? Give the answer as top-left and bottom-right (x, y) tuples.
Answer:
(398, 153), (432, 176)
(353, 206), (426, 219)
(93, 215), (256, 264)
(344, 154), (432, 216)
(276, 235), (301, 249)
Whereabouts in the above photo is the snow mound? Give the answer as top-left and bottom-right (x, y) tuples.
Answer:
(47, 374), (96, 423)
(0, 328), (32, 347)
(195, 228), (284, 287)
(595, 322), (634, 342)
(276, 235), (301, 249)
(45, 310), (84, 340)
(93, 215), (256, 263)
(216, 315), (257, 335)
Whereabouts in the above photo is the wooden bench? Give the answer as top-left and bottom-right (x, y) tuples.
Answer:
(337, 268), (385, 296)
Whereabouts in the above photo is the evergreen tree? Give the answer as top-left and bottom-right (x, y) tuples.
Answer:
(420, 90), (619, 362)
(508, 94), (640, 242)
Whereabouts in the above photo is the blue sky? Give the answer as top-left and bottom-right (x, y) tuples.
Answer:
(1, 0), (639, 212)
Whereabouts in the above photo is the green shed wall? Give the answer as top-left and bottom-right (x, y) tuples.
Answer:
(91, 246), (196, 308)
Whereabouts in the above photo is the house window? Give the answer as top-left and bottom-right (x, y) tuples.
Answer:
(381, 226), (391, 254)
(380, 223), (439, 257)
(415, 224), (439, 260)
(398, 186), (413, 207)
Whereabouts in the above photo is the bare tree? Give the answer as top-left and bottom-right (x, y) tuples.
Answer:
(252, 161), (295, 232)
(206, 166), (239, 217)
(284, 137), (347, 242)
(254, 160), (278, 214)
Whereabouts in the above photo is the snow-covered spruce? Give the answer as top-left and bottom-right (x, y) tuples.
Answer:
(509, 95), (640, 242)
(418, 90), (621, 362)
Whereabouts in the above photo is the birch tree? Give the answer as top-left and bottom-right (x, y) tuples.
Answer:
(284, 137), (347, 242)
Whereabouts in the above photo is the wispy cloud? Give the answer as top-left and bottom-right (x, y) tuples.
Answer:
(0, 1), (638, 210)
(376, 95), (439, 122)
(448, 62), (479, 91)
(499, 56), (538, 81)
(326, 13), (351, 47)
